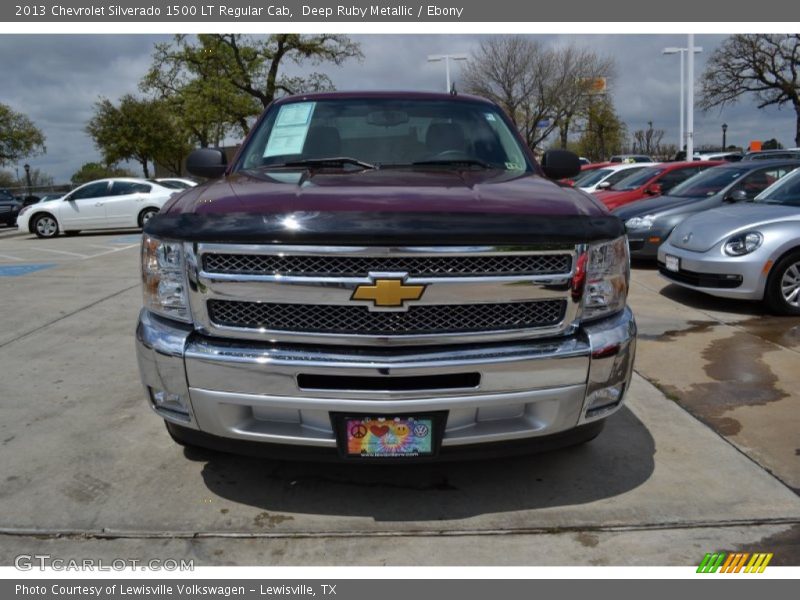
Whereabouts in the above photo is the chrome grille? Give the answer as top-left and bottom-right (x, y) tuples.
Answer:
(207, 300), (566, 335)
(203, 253), (572, 277)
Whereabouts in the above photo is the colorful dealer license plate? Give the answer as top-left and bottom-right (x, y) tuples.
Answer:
(665, 254), (680, 272)
(343, 416), (435, 458)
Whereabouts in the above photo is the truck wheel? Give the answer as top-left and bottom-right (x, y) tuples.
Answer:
(139, 208), (159, 228)
(33, 214), (59, 238)
(164, 421), (199, 448)
(765, 250), (800, 315)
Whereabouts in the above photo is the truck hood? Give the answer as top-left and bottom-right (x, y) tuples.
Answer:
(149, 168), (624, 245)
(163, 168), (606, 217)
(669, 203), (800, 252)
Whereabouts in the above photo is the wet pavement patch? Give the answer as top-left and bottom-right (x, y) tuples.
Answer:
(637, 320), (717, 342)
(733, 523), (800, 566)
(658, 331), (788, 437)
(735, 316), (800, 352)
(0, 263), (56, 277)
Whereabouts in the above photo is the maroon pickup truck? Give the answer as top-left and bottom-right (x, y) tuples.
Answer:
(136, 91), (636, 461)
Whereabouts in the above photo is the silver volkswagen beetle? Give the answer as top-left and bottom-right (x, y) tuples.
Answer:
(658, 167), (800, 314)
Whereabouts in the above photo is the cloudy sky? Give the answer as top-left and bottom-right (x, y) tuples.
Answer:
(0, 33), (796, 183)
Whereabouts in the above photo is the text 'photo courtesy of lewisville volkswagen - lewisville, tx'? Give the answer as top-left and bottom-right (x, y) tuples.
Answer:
(0, 8), (798, 588)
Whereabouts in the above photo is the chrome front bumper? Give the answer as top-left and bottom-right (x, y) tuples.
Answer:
(136, 307), (636, 451)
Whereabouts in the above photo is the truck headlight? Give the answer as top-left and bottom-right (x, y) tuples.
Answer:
(582, 236), (630, 321)
(724, 231), (762, 256)
(141, 234), (191, 322)
(625, 215), (655, 230)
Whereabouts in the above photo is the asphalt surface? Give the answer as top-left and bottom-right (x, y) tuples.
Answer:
(0, 228), (798, 566)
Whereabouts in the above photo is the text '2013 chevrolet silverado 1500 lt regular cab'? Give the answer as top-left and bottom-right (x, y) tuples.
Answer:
(136, 91), (636, 461)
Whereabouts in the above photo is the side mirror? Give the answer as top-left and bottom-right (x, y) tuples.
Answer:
(597, 181), (612, 190)
(724, 189), (748, 203)
(645, 183), (662, 196)
(540, 150), (581, 180)
(187, 148), (228, 179)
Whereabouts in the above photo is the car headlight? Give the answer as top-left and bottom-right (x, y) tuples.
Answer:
(18, 205), (31, 217)
(625, 215), (656, 230)
(723, 231), (763, 256)
(141, 234), (191, 322)
(581, 236), (630, 321)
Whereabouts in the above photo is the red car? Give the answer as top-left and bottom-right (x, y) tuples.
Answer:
(595, 161), (724, 210)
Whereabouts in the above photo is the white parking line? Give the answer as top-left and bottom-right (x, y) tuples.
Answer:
(0, 253), (23, 261)
(29, 247), (90, 258)
(83, 244), (139, 259)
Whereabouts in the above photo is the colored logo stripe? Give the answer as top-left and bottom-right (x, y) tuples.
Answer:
(697, 552), (772, 573)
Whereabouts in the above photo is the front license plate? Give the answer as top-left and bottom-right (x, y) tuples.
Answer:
(665, 254), (680, 272)
(341, 415), (436, 458)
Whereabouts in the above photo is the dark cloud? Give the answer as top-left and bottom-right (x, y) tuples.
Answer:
(0, 33), (795, 183)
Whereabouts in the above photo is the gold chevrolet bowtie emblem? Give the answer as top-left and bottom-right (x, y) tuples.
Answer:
(351, 278), (426, 308)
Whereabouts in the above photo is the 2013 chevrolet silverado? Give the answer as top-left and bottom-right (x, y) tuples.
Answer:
(136, 91), (636, 461)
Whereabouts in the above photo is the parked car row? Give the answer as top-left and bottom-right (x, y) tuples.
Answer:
(658, 166), (800, 315)
(575, 156), (800, 314)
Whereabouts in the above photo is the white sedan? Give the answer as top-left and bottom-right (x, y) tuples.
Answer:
(17, 178), (177, 238)
(577, 163), (656, 193)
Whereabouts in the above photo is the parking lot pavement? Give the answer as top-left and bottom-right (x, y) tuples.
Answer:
(628, 266), (800, 494)
(0, 234), (799, 565)
(0, 231), (141, 347)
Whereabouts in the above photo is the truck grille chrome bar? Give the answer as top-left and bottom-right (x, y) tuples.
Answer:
(207, 299), (567, 335)
(203, 253), (572, 278)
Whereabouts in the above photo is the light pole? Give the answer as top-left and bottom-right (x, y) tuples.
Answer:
(722, 123), (728, 149)
(24, 164), (32, 197)
(427, 54), (468, 92)
(663, 43), (702, 158)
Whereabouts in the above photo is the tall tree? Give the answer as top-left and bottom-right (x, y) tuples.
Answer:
(630, 121), (666, 156)
(86, 95), (192, 178)
(0, 103), (46, 166)
(577, 98), (627, 162)
(71, 162), (135, 186)
(142, 34), (362, 144)
(700, 34), (800, 146)
(462, 37), (614, 151)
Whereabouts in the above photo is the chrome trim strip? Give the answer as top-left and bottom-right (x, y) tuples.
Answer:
(188, 384), (588, 447)
(184, 335), (591, 399)
(196, 243), (577, 257)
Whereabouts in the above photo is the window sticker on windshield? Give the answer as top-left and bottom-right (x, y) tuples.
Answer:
(484, 113), (497, 122)
(264, 102), (317, 157)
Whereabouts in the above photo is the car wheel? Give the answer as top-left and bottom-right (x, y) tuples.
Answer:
(138, 208), (159, 228)
(64, 231), (80, 237)
(33, 214), (59, 238)
(765, 250), (800, 315)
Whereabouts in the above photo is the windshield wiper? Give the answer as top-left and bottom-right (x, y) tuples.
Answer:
(410, 158), (493, 169)
(281, 157), (378, 170)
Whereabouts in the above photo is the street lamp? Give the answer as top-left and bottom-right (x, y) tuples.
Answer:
(24, 163), (32, 197)
(722, 123), (728, 149)
(663, 43), (703, 158)
(427, 54), (468, 92)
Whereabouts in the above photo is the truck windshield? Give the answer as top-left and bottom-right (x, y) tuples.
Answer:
(237, 98), (531, 172)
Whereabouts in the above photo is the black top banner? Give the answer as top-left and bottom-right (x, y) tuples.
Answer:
(4, 0), (800, 22)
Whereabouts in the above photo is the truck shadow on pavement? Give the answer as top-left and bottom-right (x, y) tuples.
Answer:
(190, 407), (655, 522)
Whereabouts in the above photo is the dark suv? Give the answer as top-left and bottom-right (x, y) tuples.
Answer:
(0, 189), (22, 226)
